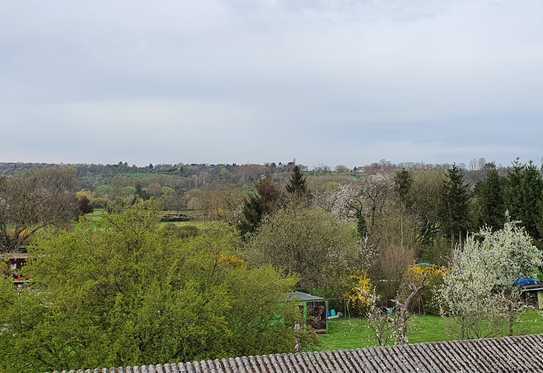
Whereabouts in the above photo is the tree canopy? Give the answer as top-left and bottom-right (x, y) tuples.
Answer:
(245, 207), (359, 293)
(0, 167), (79, 252)
(0, 206), (298, 372)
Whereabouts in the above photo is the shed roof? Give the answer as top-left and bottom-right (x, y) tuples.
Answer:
(58, 334), (543, 372)
(287, 291), (325, 302)
(521, 283), (543, 292)
(0, 252), (30, 260)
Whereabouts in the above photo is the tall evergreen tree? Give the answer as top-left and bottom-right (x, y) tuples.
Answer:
(506, 160), (543, 239)
(238, 177), (280, 237)
(477, 163), (505, 230)
(521, 162), (543, 239)
(394, 169), (413, 208)
(439, 164), (470, 244)
(394, 169), (413, 249)
(286, 165), (307, 197)
(506, 159), (524, 220)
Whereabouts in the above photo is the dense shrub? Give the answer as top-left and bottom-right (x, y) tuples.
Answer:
(161, 223), (201, 239)
(246, 207), (359, 296)
(344, 273), (374, 316)
(0, 206), (299, 372)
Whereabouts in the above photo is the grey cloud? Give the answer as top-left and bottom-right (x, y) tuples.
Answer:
(1, 0), (543, 166)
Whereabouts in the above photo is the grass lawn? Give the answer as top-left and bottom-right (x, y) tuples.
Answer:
(84, 209), (215, 229)
(161, 220), (215, 229)
(312, 310), (543, 351)
(84, 208), (106, 223)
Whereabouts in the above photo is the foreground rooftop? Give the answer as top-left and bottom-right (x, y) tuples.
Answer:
(59, 334), (543, 372)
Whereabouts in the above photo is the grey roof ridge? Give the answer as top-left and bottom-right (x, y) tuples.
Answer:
(56, 334), (543, 373)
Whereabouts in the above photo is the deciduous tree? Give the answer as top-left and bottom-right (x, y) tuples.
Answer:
(0, 206), (298, 371)
(0, 168), (79, 252)
(246, 207), (358, 293)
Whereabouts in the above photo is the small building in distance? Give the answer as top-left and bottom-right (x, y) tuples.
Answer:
(288, 291), (328, 333)
(520, 283), (543, 309)
(0, 250), (30, 289)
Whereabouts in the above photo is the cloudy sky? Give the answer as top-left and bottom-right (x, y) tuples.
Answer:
(1, 0), (543, 167)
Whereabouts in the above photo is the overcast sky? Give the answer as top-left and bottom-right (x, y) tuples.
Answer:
(1, 0), (543, 167)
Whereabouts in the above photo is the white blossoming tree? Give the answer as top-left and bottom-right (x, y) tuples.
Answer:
(439, 222), (542, 339)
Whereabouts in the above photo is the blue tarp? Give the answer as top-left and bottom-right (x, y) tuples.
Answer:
(514, 277), (539, 287)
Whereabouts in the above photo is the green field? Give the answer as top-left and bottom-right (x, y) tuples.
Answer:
(85, 209), (214, 228)
(84, 208), (107, 224)
(312, 311), (543, 351)
(161, 220), (215, 229)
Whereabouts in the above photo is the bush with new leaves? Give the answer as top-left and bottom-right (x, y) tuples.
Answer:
(0, 206), (299, 372)
(246, 207), (359, 294)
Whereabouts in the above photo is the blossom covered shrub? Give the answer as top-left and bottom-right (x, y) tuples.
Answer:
(438, 222), (543, 339)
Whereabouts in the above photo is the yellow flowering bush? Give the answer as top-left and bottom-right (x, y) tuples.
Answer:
(218, 254), (246, 268)
(345, 273), (375, 316)
(404, 264), (447, 315)
(406, 264), (447, 285)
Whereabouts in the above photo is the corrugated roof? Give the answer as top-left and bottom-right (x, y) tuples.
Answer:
(58, 334), (543, 372)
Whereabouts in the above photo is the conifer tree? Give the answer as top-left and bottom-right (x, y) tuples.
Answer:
(394, 169), (413, 209)
(439, 164), (470, 244)
(506, 160), (543, 239)
(239, 193), (264, 237)
(394, 169), (413, 248)
(521, 162), (543, 239)
(477, 163), (505, 230)
(506, 159), (524, 220)
(286, 165), (307, 197)
(238, 177), (280, 237)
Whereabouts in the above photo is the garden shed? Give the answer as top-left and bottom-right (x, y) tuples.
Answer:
(288, 291), (328, 333)
(519, 283), (543, 309)
(0, 251), (30, 289)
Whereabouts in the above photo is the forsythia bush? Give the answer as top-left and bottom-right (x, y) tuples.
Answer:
(404, 264), (447, 315)
(345, 273), (375, 316)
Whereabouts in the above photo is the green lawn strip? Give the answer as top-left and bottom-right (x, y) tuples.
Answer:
(312, 310), (543, 352)
(164, 221), (213, 228)
(84, 209), (213, 228)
